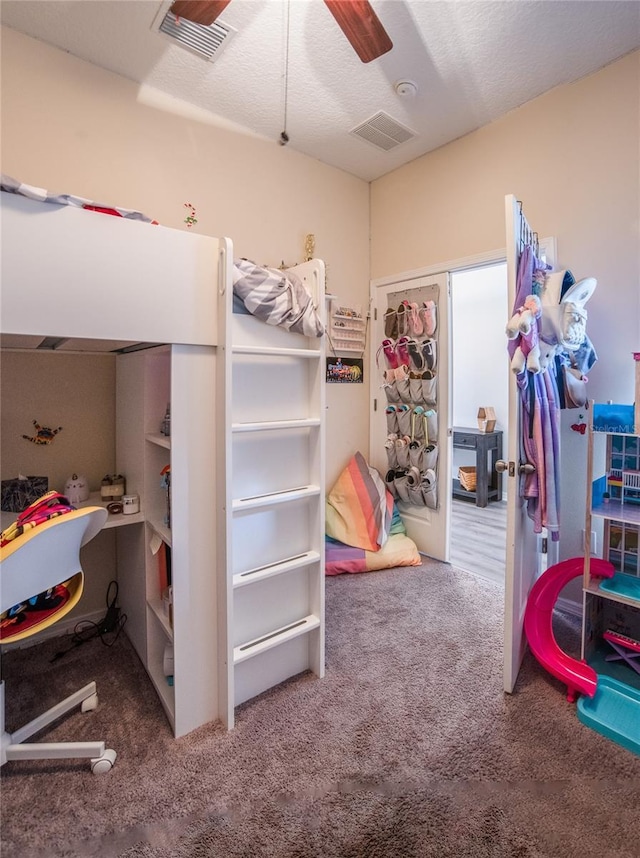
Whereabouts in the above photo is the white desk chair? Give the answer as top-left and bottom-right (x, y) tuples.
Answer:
(1, 506), (117, 774)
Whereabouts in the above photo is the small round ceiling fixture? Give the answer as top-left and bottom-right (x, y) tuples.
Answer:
(394, 80), (418, 99)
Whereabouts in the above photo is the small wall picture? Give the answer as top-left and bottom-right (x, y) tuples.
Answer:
(326, 357), (363, 384)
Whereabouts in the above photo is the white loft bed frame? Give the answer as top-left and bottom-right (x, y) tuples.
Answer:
(1, 190), (327, 737)
(0, 190), (232, 737)
(1, 191), (227, 347)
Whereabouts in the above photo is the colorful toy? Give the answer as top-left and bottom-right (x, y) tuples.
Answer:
(506, 293), (542, 374)
(524, 556), (640, 756)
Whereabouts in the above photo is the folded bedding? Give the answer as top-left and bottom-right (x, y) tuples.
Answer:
(232, 258), (324, 337)
(1, 174), (158, 223)
(325, 532), (421, 576)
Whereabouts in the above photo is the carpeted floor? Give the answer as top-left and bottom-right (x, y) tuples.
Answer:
(1, 558), (639, 858)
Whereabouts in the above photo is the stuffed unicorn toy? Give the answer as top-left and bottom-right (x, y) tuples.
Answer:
(539, 272), (597, 352)
(506, 294), (542, 374)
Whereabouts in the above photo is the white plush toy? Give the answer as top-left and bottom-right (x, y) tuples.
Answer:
(506, 294), (542, 374)
(539, 272), (597, 351)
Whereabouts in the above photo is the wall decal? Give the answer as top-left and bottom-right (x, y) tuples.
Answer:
(22, 420), (63, 445)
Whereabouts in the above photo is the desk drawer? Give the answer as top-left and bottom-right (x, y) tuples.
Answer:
(453, 432), (477, 448)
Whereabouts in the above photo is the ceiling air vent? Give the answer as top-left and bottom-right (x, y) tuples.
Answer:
(350, 111), (416, 152)
(153, 8), (236, 62)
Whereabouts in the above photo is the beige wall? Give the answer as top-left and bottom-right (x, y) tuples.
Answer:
(0, 26), (372, 489)
(1, 351), (118, 620)
(372, 49), (640, 408)
(371, 49), (640, 568)
(1, 352), (116, 494)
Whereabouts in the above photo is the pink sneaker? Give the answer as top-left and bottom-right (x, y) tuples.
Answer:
(377, 338), (399, 369)
(420, 301), (437, 336)
(408, 302), (423, 336)
(395, 336), (412, 367)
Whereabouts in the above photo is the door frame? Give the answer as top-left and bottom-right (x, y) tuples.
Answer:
(371, 233), (556, 691)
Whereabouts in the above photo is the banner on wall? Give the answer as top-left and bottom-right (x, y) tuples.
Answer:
(326, 357), (363, 384)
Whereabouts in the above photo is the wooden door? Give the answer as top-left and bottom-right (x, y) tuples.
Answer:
(502, 195), (543, 693)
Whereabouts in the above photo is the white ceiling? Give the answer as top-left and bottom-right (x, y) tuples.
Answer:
(2, 0), (639, 182)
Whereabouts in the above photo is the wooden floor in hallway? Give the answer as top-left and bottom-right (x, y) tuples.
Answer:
(450, 497), (507, 587)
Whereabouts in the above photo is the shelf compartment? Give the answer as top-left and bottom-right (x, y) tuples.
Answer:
(232, 418), (321, 433)
(146, 432), (171, 450)
(147, 517), (171, 546)
(145, 606), (175, 728)
(233, 614), (320, 665)
(232, 345), (321, 359)
(233, 550), (320, 589)
(232, 484), (320, 511)
(147, 595), (173, 640)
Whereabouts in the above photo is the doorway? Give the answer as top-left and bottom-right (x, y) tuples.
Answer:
(449, 262), (508, 586)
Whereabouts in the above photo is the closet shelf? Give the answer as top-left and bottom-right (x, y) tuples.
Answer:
(233, 550), (321, 589)
(233, 613), (321, 665)
(232, 345), (321, 359)
(147, 596), (173, 640)
(232, 418), (321, 433)
(148, 517), (171, 546)
(232, 485), (321, 512)
(146, 433), (171, 450)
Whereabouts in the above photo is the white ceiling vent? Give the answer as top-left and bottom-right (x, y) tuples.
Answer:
(350, 112), (416, 152)
(153, 8), (236, 62)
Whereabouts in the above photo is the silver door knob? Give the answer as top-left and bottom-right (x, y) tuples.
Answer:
(519, 462), (536, 475)
(495, 460), (510, 473)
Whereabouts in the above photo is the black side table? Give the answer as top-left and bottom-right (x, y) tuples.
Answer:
(452, 427), (503, 508)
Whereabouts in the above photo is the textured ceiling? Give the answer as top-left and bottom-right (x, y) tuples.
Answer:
(2, 0), (639, 181)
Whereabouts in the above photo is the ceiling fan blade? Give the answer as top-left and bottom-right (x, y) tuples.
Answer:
(169, 1), (232, 27)
(324, 0), (393, 63)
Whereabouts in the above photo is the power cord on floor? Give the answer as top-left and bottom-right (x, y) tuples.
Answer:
(50, 580), (127, 662)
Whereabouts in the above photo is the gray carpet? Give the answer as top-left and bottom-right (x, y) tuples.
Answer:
(1, 559), (639, 858)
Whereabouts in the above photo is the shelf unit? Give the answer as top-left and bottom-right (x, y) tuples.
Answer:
(219, 260), (326, 729)
(582, 404), (640, 687)
(116, 344), (218, 738)
(329, 305), (366, 354)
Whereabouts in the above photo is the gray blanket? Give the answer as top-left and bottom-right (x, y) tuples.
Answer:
(233, 258), (324, 338)
(1, 174), (157, 223)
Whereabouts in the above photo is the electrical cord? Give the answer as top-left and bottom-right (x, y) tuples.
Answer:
(50, 580), (127, 662)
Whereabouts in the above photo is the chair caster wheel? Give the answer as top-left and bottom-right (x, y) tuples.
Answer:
(91, 748), (117, 774)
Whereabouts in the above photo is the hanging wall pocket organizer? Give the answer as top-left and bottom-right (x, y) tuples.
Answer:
(378, 285), (440, 510)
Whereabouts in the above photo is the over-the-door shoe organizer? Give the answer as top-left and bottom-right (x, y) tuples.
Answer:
(378, 290), (439, 509)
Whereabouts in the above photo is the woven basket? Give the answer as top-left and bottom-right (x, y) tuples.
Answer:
(458, 466), (477, 492)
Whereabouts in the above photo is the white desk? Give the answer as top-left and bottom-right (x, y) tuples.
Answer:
(1, 492), (145, 533)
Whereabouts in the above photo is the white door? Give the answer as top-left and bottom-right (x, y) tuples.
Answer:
(370, 274), (451, 562)
(502, 195), (555, 693)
